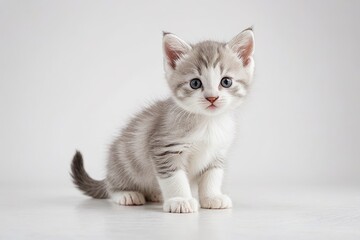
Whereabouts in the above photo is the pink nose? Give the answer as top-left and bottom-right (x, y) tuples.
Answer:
(205, 96), (219, 103)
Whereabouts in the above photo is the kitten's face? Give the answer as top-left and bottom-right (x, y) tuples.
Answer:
(163, 29), (255, 116)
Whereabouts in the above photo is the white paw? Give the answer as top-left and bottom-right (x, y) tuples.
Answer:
(200, 194), (232, 209)
(163, 197), (199, 213)
(111, 191), (146, 206)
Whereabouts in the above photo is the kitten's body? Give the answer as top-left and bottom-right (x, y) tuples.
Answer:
(71, 29), (255, 213)
(106, 97), (235, 198)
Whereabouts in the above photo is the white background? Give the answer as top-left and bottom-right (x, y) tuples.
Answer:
(0, 0), (359, 190)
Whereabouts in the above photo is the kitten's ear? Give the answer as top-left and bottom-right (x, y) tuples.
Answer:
(228, 28), (255, 66)
(163, 32), (191, 69)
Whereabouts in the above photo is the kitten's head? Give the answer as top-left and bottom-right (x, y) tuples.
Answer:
(163, 28), (255, 116)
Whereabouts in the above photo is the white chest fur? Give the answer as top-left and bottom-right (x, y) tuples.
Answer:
(187, 114), (235, 176)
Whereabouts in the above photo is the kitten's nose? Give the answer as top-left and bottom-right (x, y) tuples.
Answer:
(205, 96), (219, 103)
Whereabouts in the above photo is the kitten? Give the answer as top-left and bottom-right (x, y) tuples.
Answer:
(71, 28), (255, 213)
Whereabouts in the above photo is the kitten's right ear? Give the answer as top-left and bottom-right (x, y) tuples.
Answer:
(163, 32), (191, 70)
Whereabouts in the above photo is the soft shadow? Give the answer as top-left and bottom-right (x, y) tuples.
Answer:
(76, 198), (164, 213)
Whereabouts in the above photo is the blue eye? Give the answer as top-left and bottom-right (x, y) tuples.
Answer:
(220, 77), (232, 88)
(190, 78), (202, 89)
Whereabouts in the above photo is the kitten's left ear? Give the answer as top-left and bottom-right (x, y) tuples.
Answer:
(163, 32), (192, 70)
(228, 27), (255, 66)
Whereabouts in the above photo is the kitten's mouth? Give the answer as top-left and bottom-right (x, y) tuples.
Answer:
(207, 104), (217, 110)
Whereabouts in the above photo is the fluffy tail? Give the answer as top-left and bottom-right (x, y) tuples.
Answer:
(70, 151), (109, 199)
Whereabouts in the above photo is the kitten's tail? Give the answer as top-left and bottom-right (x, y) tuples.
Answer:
(70, 151), (109, 199)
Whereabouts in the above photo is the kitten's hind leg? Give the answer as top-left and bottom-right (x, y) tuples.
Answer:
(110, 191), (146, 206)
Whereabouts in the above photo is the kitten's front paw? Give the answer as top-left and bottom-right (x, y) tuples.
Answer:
(163, 197), (199, 213)
(200, 194), (232, 209)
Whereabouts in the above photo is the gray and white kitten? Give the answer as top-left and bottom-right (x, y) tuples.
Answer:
(71, 28), (255, 213)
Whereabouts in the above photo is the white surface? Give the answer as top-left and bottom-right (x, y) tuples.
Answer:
(1, 185), (359, 240)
